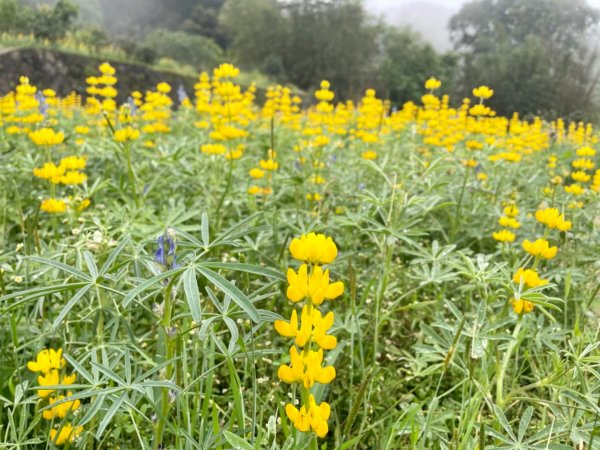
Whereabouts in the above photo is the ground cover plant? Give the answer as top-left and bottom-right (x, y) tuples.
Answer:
(1, 62), (600, 449)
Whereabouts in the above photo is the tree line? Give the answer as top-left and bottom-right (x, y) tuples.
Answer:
(2, 0), (599, 121)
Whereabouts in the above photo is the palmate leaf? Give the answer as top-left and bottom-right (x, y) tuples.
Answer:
(122, 266), (186, 307)
(183, 266), (202, 323)
(196, 265), (260, 323)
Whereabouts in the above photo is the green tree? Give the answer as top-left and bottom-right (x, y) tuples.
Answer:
(28, 0), (78, 41)
(219, 0), (284, 70)
(182, 0), (228, 47)
(143, 29), (224, 71)
(220, 0), (380, 99)
(380, 27), (457, 105)
(450, 0), (600, 120)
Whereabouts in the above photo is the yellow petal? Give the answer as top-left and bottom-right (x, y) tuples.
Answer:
(325, 281), (344, 300)
(316, 366), (336, 384)
(274, 320), (295, 337)
(316, 335), (337, 350)
(285, 403), (299, 422)
(278, 365), (296, 383)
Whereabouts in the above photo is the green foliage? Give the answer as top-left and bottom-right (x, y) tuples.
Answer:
(143, 29), (224, 72)
(220, 0), (379, 99)
(380, 27), (457, 105)
(0, 0), (77, 42)
(450, 0), (600, 120)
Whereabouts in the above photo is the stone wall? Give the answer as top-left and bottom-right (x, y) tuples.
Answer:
(0, 47), (197, 102)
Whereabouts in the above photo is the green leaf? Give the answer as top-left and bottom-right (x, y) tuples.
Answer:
(223, 430), (254, 450)
(196, 265), (260, 323)
(201, 212), (209, 247)
(96, 392), (127, 438)
(1, 282), (88, 311)
(517, 406), (533, 442)
(123, 266), (185, 307)
(27, 256), (91, 281)
(52, 284), (93, 330)
(183, 266), (202, 323)
(99, 237), (129, 276)
(82, 251), (99, 280)
(202, 262), (285, 282)
(492, 405), (516, 440)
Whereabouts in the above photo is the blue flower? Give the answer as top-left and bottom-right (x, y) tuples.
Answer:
(155, 229), (178, 270)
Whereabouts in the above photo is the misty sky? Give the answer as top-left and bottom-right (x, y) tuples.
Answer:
(366, 0), (600, 12)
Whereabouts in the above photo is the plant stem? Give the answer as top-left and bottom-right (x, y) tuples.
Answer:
(154, 280), (175, 450)
(495, 319), (523, 407)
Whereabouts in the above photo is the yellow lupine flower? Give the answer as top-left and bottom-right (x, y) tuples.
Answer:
(114, 126), (140, 142)
(503, 204), (519, 217)
(40, 198), (67, 213)
(42, 392), (81, 420)
(492, 229), (515, 242)
(29, 128), (65, 146)
(274, 306), (337, 350)
(277, 346), (336, 388)
(513, 267), (548, 288)
(498, 216), (520, 229)
(49, 423), (84, 446)
(472, 85), (494, 99)
(286, 264), (344, 305)
(59, 171), (87, 185)
(27, 348), (65, 374)
(535, 207), (572, 231)
(285, 395), (331, 438)
(510, 298), (534, 315)
(249, 168), (265, 179)
(361, 150), (377, 160)
(289, 233), (338, 265)
(33, 162), (65, 181)
(522, 238), (558, 259)
(424, 77), (442, 90)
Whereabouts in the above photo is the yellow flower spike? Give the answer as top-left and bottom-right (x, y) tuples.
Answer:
(37, 369), (60, 398)
(114, 126), (140, 142)
(277, 347), (336, 388)
(289, 233), (338, 265)
(286, 264), (344, 305)
(503, 204), (519, 217)
(42, 392), (81, 420)
(534, 207), (572, 231)
(308, 395), (331, 438)
(492, 229), (515, 243)
(285, 403), (310, 432)
(513, 268), (548, 289)
(522, 238), (558, 260)
(472, 85), (494, 99)
(310, 309), (337, 350)
(286, 264), (309, 302)
(33, 162), (66, 181)
(27, 348), (65, 374)
(29, 128), (65, 146)
(249, 168), (265, 179)
(49, 423), (84, 446)
(62, 372), (77, 386)
(274, 309), (299, 339)
(510, 298), (534, 315)
(307, 266), (344, 305)
(59, 156), (86, 170)
(498, 216), (520, 229)
(424, 77), (442, 90)
(284, 395), (331, 437)
(40, 198), (67, 214)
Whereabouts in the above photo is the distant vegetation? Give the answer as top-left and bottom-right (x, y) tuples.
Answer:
(1, 0), (599, 120)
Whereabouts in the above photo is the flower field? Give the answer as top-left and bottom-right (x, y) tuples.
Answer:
(1, 61), (600, 449)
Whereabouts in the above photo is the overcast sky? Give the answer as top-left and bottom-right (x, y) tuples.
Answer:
(365, 0), (600, 12)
